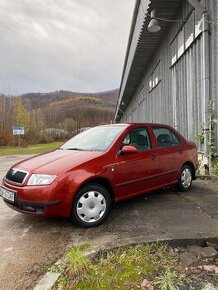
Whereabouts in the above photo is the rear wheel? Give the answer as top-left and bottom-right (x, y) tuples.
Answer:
(177, 165), (193, 192)
(72, 183), (111, 228)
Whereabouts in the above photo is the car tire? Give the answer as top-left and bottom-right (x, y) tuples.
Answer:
(177, 165), (193, 192)
(71, 183), (111, 228)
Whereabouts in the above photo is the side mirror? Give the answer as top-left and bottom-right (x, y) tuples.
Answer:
(121, 145), (138, 154)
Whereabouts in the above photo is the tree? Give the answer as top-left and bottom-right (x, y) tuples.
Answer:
(12, 96), (30, 140)
(0, 95), (14, 145)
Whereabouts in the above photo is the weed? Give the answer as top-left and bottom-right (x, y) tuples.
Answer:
(211, 156), (218, 175)
(55, 275), (69, 290)
(66, 246), (90, 276)
(48, 264), (62, 273)
(153, 270), (185, 290)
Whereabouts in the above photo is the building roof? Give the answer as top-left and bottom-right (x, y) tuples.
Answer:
(115, 0), (182, 122)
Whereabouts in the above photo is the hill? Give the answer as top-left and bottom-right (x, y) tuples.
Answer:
(0, 89), (119, 145)
(21, 89), (118, 110)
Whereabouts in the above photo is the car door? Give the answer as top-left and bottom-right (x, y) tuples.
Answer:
(151, 126), (185, 184)
(114, 126), (159, 200)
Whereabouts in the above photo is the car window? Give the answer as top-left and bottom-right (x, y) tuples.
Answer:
(121, 127), (151, 152)
(60, 126), (125, 152)
(152, 127), (180, 148)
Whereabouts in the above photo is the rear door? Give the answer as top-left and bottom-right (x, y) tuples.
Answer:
(114, 126), (159, 200)
(151, 126), (185, 184)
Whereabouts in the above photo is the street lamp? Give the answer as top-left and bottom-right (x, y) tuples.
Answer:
(147, 9), (161, 33)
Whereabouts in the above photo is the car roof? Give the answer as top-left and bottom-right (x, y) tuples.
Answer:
(99, 123), (174, 128)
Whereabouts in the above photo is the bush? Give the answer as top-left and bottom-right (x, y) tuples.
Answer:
(0, 131), (14, 146)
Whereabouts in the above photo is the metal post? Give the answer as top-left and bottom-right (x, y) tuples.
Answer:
(201, 12), (210, 174)
(18, 134), (21, 147)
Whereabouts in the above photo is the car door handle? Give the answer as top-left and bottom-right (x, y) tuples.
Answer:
(179, 150), (183, 155)
(151, 154), (157, 160)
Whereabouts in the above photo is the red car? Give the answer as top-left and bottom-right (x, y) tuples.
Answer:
(0, 123), (197, 227)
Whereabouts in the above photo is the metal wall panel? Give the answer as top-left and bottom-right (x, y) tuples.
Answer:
(171, 37), (204, 143)
(208, 0), (218, 152)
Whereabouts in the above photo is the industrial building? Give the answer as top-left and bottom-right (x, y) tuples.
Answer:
(115, 0), (218, 168)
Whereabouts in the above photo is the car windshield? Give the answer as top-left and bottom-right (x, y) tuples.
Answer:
(60, 126), (125, 152)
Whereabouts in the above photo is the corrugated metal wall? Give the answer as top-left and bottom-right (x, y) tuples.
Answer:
(208, 0), (218, 152)
(120, 0), (218, 152)
(171, 37), (203, 142)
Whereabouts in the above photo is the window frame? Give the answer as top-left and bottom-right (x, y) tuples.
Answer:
(120, 127), (152, 152)
(152, 126), (181, 149)
(148, 61), (161, 92)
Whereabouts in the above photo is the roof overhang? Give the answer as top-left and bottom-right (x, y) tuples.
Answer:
(115, 0), (183, 122)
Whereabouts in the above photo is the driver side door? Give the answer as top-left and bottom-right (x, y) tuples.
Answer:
(114, 126), (159, 201)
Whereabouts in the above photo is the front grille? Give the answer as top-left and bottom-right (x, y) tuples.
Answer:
(6, 168), (28, 185)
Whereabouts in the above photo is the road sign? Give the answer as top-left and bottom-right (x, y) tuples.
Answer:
(13, 127), (25, 135)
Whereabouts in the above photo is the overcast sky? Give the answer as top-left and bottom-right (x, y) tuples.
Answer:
(0, 0), (135, 95)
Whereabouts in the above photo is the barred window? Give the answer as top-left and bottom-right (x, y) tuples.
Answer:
(149, 61), (161, 92)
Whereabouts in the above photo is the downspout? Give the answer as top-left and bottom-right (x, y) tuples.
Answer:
(201, 11), (210, 174)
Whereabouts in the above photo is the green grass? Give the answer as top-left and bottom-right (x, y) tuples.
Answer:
(0, 142), (63, 156)
(53, 243), (186, 290)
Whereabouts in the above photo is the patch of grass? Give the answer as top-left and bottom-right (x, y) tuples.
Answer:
(54, 275), (69, 290)
(66, 245), (90, 276)
(54, 243), (186, 290)
(153, 270), (184, 290)
(0, 142), (63, 156)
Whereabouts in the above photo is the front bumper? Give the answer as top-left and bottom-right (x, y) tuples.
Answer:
(3, 198), (60, 215)
(1, 179), (73, 218)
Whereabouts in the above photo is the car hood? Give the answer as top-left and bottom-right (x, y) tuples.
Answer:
(12, 149), (104, 175)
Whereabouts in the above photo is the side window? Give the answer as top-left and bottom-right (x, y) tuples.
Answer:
(121, 127), (151, 152)
(153, 127), (180, 148)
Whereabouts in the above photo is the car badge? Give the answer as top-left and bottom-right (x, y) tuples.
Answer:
(11, 169), (17, 176)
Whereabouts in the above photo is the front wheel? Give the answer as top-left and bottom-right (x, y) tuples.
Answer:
(71, 183), (111, 228)
(177, 165), (193, 192)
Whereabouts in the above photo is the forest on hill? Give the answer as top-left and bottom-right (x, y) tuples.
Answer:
(0, 89), (118, 146)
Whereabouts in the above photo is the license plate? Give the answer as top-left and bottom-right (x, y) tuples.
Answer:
(0, 186), (16, 203)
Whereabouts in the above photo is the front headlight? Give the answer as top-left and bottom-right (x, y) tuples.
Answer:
(27, 174), (57, 186)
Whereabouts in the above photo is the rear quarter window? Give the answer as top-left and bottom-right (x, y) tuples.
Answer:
(152, 127), (180, 148)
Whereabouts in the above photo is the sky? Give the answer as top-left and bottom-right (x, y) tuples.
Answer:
(0, 0), (135, 95)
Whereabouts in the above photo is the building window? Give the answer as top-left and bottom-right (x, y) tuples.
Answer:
(149, 61), (161, 92)
(170, 9), (202, 66)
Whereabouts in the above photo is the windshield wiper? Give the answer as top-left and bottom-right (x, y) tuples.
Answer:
(66, 148), (86, 151)
(60, 147), (97, 151)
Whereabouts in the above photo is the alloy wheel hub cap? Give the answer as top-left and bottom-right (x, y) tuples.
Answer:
(181, 168), (192, 188)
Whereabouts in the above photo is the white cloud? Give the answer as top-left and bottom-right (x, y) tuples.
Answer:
(0, 0), (135, 94)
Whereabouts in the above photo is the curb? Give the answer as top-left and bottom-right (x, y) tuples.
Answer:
(34, 272), (61, 290)
(196, 175), (218, 180)
(33, 235), (218, 290)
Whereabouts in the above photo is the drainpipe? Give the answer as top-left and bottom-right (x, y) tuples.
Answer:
(201, 11), (210, 174)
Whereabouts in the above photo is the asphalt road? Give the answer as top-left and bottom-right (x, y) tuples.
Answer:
(0, 155), (218, 290)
